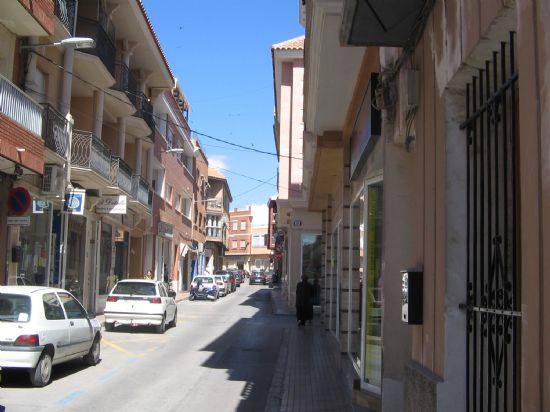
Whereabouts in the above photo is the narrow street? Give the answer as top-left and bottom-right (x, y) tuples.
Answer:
(0, 285), (293, 412)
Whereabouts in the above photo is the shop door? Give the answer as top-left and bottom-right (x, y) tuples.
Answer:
(462, 32), (520, 411)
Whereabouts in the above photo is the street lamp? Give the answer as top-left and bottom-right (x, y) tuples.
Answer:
(20, 37), (96, 50)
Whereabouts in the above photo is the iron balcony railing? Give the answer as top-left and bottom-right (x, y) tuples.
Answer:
(131, 174), (152, 211)
(0, 73), (42, 136)
(110, 157), (133, 195)
(134, 92), (155, 136)
(76, 17), (116, 77)
(114, 62), (138, 106)
(71, 130), (112, 181)
(42, 104), (69, 160)
(54, 0), (77, 35)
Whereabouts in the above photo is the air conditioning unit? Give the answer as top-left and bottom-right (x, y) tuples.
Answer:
(42, 165), (64, 196)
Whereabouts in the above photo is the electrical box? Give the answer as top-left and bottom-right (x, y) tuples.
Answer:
(401, 270), (423, 324)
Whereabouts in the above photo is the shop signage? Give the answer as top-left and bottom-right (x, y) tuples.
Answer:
(7, 216), (30, 226)
(96, 195), (127, 214)
(33, 199), (51, 214)
(63, 190), (85, 215)
(8, 187), (31, 216)
(158, 221), (173, 239)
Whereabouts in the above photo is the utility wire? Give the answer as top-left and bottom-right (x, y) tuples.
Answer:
(26, 84), (298, 195)
(30, 50), (303, 161)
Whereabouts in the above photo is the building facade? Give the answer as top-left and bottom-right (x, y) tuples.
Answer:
(204, 167), (231, 273)
(270, 35), (322, 310)
(225, 204), (271, 272)
(292, 0), (550, 411)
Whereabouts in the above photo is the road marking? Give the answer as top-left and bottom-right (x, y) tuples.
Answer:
(102, 337), (144, 358)
(57, 390), (84, 405)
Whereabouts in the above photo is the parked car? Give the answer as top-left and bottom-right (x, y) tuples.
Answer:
(214, 275), (228, 296)
(189, 276), (219, 300)
(230, 270), (242, 287)
(0, 286), (101, 387)
(104, 280), (177, 333)
(249, 270), (267, 285)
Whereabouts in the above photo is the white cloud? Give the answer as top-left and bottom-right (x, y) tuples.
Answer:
(208, 154), (228, 170)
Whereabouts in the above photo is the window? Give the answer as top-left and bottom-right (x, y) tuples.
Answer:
(57, 293), (87, 319)
(153, 169), (165, 195)
(252, 235), (266, 247)
(166, 184), (172, 205)
(232, 240), (237, 249)
(240, 220), (246, 230)
(183, 197), (192, 218)
(240, 240), (246, 249)
(232, 221), (238, 231)
(42, 293), (65, 320)
(175, 194), (182, 212)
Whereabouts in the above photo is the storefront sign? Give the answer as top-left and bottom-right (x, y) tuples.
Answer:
(96, 195), (127, 214)
(158, 221), (173, 239)
(63, 190), (85, 215)
(33, 199), (51, 214)
(7, 216), (31, 226)
(8, 187), (31, 216)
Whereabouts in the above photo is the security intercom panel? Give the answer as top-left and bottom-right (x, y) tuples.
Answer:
(401, 270), (423, 325)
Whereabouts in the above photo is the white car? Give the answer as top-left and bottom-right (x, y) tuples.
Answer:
(214, 275), (228, 296)
(189, 276), (219, 300)
(0, 286), (101, 387)
(104, 280), (177, 333)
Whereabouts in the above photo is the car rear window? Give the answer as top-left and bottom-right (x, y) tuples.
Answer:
(0, 294), (31, 322)
(112, 282), (157, 296)
(195, 277), (213, 283)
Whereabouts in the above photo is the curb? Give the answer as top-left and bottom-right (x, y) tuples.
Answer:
(264, 327), (290, 412)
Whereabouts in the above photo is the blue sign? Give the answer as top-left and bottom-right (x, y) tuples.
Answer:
(64, 191), (85, 214)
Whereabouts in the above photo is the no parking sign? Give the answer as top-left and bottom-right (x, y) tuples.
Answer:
(7, 187), (31, 216)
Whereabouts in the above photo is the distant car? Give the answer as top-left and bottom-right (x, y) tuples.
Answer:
(104, 280), (177, 333)
(249, 271), (266, 285)
(190, 276), (219, 300)
(214, 275), (228, 296)
(0, 286), (101, 387)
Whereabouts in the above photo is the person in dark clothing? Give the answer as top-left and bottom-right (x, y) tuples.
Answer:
(295, 274), (314, 326)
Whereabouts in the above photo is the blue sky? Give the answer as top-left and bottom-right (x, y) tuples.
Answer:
(141, 1), (304, 209)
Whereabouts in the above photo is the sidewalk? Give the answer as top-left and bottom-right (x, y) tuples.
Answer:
(267, 286), (366, 412)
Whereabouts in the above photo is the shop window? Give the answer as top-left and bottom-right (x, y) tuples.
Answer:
(301, 233), (322, 305)
(99, 222), (113, 295)
(349, 191), (365, 368)
(18, 205), (52, 286)
(363, 182), (383, 389)
(66, 215), (86, 302)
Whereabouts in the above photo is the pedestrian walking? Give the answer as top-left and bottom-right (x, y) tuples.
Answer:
(295, 274), (314, 326)
(144, 270), (153, 280)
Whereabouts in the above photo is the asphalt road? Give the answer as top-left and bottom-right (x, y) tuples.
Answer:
(0, 284), (292, 412)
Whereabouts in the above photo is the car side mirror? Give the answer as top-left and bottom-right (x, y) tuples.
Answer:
(169, 291), (176, 298)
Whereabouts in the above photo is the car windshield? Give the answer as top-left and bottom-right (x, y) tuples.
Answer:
(112, 282), (157, 296)
(0, 294), (31, 322)
(195, 277), (213, 283)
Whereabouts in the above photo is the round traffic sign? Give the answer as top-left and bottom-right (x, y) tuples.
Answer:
(8, 187), (31, 216)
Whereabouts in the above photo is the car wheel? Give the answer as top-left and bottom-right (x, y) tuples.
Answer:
(83, 337), (101, 366)
(104, 322), (114, 332)
(156, 315), (166, 334)
(169, 309), (177, 328)
(29, 351), (52, 387)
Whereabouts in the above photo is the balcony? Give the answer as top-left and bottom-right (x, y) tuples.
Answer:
(0, 73), (42, 136)
(71, 130), (112, 186)
(42, 104), (69, 162)
(110, 157), (133, 195)
(127, 92), (155, 141)
(114, 62), (138, 106)
(75, 17), (116, 78)
(105, 62), (138, 119)
(131, 174), (152, 212)
(54, 0), (77, 35)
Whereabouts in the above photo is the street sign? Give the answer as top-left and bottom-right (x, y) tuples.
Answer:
(64, 190), (85, 214)
(95, 195), (127, 214)
(7, 187), (31, 216)
(7, 216), (31, 226)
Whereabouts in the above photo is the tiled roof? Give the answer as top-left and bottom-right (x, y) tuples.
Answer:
(137, 0), (175, 82)
(272, 35), (305, 51)
(208, 167), (226, 180)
